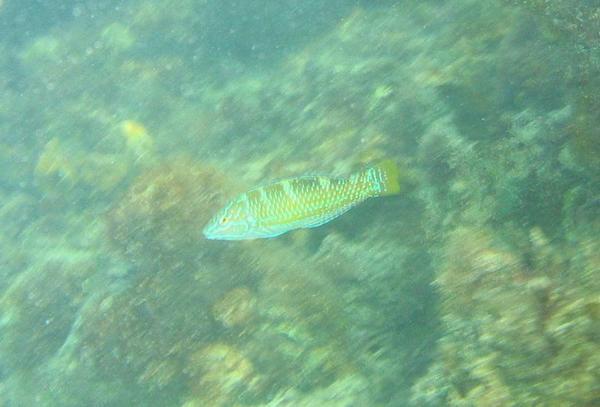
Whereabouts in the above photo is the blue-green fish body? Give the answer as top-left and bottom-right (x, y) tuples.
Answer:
(203, 160), (401, 240)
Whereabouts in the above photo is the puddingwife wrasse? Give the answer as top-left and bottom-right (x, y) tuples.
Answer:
(203, 160), (401, 240)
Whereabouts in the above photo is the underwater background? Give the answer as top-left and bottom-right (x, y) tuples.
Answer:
(0, 0), (598, 405)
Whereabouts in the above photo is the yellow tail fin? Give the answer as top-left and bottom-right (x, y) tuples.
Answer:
(370, 159), (401, 196)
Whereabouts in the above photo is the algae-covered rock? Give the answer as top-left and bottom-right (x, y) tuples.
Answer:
(0, 192), (34, 292)
(107, 156), (234, 270)
(27, 157), (261, 402)
(35, 137), (130, 206)
(504, 0), (600, 54)
(263, 374), (371, 407)
(0, 252), (96, 370)
(418, 106), (575, 238)
(411, 227), (600, 406)
(100, 22), (135, 53)
(0, 141), (31, 190)
(418, 1), (570, 141)
(247, 295), (349, 396)
(185, 342), (261, 406)
(43, 242), (265, 403)
(566, 81), (600, 174)
(0, 0), (597, 405)
(213, 286), (257, 329)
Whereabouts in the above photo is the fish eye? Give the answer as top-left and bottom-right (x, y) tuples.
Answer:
(220, 217), (228, 224)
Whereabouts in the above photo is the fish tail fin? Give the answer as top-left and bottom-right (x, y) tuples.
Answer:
(367, 159), (401, 196)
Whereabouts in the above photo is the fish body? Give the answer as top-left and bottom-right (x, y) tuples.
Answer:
(203, 160), (401, 240)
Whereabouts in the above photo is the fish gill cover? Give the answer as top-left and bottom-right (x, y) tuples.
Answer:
(0, 0), (598, 406)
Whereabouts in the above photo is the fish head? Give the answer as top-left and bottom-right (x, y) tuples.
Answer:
(203, 197), (254, 240)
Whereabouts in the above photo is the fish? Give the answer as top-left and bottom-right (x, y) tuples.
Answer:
(203, 159), (401, 240)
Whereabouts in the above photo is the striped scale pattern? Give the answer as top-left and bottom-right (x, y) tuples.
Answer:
(246, 173), (374, 232)
(203, 160), (400, 240)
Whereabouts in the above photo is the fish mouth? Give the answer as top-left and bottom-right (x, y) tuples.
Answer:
(202, 225), (248, 241)
(202, 223), (217, 240)
(202, 223), (232, 240)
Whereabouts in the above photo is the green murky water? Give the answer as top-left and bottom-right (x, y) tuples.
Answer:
(0, 1), (598, 405)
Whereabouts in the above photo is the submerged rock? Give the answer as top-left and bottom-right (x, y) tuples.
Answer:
(213, 287), (257, 329)
(411, 227), (600, 406)
(0, 251), (96, 370)
(107, 156), (233, 271)
(184, 342), (260, 406)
